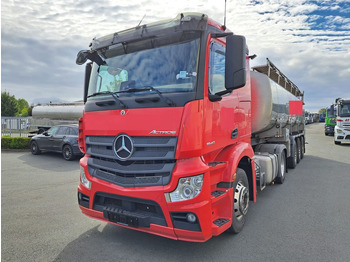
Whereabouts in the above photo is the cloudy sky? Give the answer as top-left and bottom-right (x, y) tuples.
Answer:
(1, 0), (350, 112)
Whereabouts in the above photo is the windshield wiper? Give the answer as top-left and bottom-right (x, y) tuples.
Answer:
(117, 86), (176, 107)
(87, 91), (127, 108)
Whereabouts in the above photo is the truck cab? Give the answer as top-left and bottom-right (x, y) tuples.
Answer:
(334, 99), (350, 144)
(325, 105), (337, 136)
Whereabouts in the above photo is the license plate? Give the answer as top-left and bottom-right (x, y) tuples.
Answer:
(106, 210), (139, 227)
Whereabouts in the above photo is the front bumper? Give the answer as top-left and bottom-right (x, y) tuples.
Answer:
(334, 126), (350, 143)
(77, 156), (216, 242)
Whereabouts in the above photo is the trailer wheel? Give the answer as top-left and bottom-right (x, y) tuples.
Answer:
(300, 136), (305, 159)
(229, 168), (249, 234)
(287, 142), (297, 169)
(62, 145), (75, 161)
(296, 138), (301, 163)
(275, 151), (286, 184)
(30, 141), (41, 155)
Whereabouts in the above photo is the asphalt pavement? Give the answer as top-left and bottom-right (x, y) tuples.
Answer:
(1, 123), (350, 262)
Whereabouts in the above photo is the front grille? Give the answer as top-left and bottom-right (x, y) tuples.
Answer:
(86, 136), (177, 187)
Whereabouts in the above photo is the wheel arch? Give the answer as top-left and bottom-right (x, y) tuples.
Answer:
(216, 142), (256, 202)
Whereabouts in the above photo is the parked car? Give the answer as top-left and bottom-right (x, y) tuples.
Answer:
(30, 124), (83, 160)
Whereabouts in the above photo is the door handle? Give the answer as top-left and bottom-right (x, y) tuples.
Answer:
(231, 128), (238, 139)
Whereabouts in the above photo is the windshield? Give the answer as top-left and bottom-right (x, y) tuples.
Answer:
(339, 104), (350, 117)
(88, 38), (200, 98)
(327, 108), (335, 118)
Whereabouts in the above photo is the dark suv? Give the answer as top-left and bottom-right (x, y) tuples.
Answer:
(30, 124), (83, 160)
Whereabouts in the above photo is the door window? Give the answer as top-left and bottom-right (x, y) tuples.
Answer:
(68, 127), (78, 136)
(209, 42), (226, 95)
(47, 126), (59, 136)
(56, 127), (68, 136)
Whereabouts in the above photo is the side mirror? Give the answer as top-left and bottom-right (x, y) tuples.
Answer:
(43, 131), (48, 136)
(76, 50), (89, 65)
(76, 50), (104, 66)
(225, 35), (246, 90)
(84, 63), (92, 102)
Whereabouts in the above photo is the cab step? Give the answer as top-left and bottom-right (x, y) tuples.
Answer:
(211, 190), (226, 198)
(212, 218), (231, 236)
(213, 218), (230, 227)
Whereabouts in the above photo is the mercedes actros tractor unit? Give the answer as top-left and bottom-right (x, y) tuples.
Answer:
(76, 13), (305, 242)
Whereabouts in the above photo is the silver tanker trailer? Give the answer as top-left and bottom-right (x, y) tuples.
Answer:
(250, 59), (305, 189)
(31, 102), (84, 133)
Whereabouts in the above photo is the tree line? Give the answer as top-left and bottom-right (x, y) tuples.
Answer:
(1, 91), (32, 117)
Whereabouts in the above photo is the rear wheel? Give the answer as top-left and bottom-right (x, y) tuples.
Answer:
(62, 145), (75, 161)
(287, 142), (297, 169)
(275, 151), (286, 184)
(30, 141), (41, 155)
(296, 138), (301, 163)
(229, 168), (249, 234)
(300, 136), (305, 159)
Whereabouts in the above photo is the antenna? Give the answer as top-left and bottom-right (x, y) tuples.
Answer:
(222, 0), (227, 31)
(137, 14), (146, 27)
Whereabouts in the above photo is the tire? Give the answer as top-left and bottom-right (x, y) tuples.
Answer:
(334, 141), (341, 145)
(287, 142), (297, 169)
(228, 168), (249, 234)
(300, 136), (305, 159)
(62, 145), (75, 161)
(275, 151), (286, 184)
(296, 138), (301, 163)
(30, 141), (41, 155)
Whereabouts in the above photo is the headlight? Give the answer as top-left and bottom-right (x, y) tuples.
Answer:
(166, 174), (203, 202)
(80, 166), (91, 189)
(336, 129), (343, 134)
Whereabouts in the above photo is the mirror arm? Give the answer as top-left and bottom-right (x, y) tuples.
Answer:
(211, 32), (233, 38)
(215, 89), (232, 96)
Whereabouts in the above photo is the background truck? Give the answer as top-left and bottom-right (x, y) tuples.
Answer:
(319, 111), (326, 122)
(325, 104), (337, 136)
(334, 98), (350, 144)
(31, 102), (84, 133)
(76, 12), (305, 242)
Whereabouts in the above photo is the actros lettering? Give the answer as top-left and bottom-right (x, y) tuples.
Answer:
(149, 130), (176, 135)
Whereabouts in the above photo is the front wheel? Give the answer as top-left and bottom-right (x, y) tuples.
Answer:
(334, 141), (341, 145)
(30, 141), (41, 155)
(229, 168), (249, 234)
(62, 145), (75, 161)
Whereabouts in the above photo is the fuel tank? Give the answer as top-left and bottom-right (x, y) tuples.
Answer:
(250, 71), (303, 135)
(32, 102), (84, 120)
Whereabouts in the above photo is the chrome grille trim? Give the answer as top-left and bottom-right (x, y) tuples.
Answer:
(86, 136), (177, 187)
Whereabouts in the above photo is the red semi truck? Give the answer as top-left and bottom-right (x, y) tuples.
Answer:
(76, 13), (305, 242)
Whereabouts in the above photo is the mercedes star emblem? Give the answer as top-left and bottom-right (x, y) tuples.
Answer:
(113, 134), (134, 161)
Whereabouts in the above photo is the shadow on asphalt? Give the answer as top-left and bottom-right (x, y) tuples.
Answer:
(18, 152), (81, 172)
(53, 223), (237, 262)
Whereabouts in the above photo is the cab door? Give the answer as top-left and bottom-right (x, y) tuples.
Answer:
(203, 40), (240, 156)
